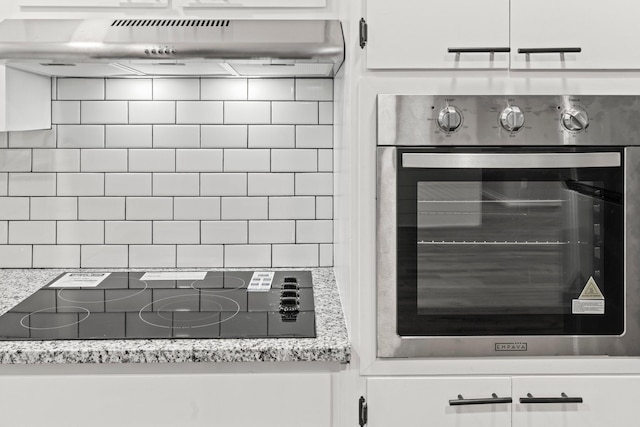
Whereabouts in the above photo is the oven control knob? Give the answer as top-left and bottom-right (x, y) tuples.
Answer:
(499, 106), (525, 132)
(437, 106), (463, 133)
(561, 107), (589, 132)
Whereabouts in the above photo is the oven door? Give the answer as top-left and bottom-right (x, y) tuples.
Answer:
(377, 146), (640, 357)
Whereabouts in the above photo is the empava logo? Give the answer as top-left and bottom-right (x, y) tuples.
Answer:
(495, 342), (528, 352)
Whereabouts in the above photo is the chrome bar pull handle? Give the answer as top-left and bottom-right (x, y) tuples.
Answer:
(449, 393), (513, 406)
(448, 47), (511, 53)
(519, 392), (583, 404)
(518, 47), (582, 54)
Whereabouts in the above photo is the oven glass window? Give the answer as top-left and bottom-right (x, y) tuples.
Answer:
(397, 149), (624, 336)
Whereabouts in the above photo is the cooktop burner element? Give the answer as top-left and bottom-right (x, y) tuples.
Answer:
(0, 271), (315, 340)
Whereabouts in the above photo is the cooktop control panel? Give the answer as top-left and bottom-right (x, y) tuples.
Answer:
(0, 271), (316, 340)
(377, 95), (640, 146)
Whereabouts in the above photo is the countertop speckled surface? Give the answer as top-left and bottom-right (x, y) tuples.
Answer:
(0, 268), (350, 364)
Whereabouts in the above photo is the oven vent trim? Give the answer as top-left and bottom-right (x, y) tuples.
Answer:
(111, 19), (231, 27)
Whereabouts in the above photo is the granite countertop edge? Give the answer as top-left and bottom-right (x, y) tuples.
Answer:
(0, 268), (351, 365)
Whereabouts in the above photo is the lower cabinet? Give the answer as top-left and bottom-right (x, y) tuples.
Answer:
(367, 375), (640, 427)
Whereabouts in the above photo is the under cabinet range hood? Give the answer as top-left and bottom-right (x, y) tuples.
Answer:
(0, 19), (344, 77)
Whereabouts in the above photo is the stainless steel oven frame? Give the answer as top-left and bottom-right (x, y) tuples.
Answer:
(376, 95), (640, 358)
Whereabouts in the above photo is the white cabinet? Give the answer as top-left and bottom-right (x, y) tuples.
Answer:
(0, 66), (50, 131)
(367, 375), (640, 427)
(365, 0), (509, 69)
(175, 0), (326, 8)
(365, 0), (640, 70)
(19, 0), (168, 7)
(510, 0), (640, 69)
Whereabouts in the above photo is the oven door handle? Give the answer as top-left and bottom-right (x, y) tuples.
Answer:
(402, 152), (621, 169)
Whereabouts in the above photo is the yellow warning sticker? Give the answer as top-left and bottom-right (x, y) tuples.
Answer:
(578, 276), (604, 300)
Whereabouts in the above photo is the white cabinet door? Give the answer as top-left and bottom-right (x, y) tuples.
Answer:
(366, 0), (509, 69)
(511, 0), (640, 69)
(175, 0), (326, 8)
(20, 0), (168, 7)
(367, 377), (511, 427)
(512, 375), (640, 427)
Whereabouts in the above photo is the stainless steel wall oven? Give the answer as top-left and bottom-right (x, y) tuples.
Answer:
(376, 95), (640, 357)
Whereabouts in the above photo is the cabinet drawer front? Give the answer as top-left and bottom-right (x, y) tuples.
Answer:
(512, 375), (640, 427)
(367, 377), (511, 427)
(366, 0), (509, 69)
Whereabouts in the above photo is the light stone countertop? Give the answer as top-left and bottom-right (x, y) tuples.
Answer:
(0, 268), (350, 364)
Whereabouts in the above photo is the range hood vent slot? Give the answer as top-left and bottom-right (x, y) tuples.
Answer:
(111, 19), (231, 27)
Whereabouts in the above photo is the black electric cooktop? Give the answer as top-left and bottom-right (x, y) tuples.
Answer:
(0, 271), (315, 340)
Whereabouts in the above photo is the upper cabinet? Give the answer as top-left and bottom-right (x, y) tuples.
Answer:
(365, 0), (510, 69)
(174, 0), (326, 7)
(365, 0), (640, 70)
(19, 0), (168, 7)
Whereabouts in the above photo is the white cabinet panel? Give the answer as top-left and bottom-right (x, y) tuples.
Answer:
(175, 0), (326, 8)
(367, 377), (511, 427)
(511, 0), (640, 69)
(0, 66), (50, 131)
(20, 0), (168, 7)
(365, 0), (509, 69)
(512, 375), (640, 427)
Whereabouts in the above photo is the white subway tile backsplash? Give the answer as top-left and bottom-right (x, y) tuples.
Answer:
(316, 196), (333, 219)
(57, 125), (104, 148)
(52, 101), (81, 124)
(176, 149), (222, 172)
(249, 220), (295, 244)
(176, 101), (223, 124)
(129, 149), (175, 172)
(201, 173), (247, 196)
(248, 79), (294, 101)
(58, 78), (104, 100)
(106, 125), (152, 148)
(224, 102), (271, 125)
(202, 79), (247, 100)
(130, 245), (176, 268)
(129, 101), (176, 124)
(126, 197), (173, 220)
(31, 197), (77, 220)
(295, 79), (333, 101)
(57, 221), (104, 244)
(154, 79), (200, 100)
(0, 245), (32, 268)
(81, 245), (128, 268)
(32, 149), (80, 172)
(153, 125), (200, 148)
(78, 197), (125, 220)
(33, 245), (80, 268)
(296, 125), (333, 148)
(9, 221), (56, 244)
(0, 198), (29, 220)
(9, 128), (56, 148)
(81, 101), (128, 124)
(221, 197), (268, 220)
(81, 149), (127, 172)
(248, 125), (295, 148)
(105, 221), (152, 244)
(0, 221), (5, 243)
(271, 149), (317, 172)
(272, 102), (318, 125)
(153, 173), (199, 196)
(272, 244), (318, 267)
(174, 197), (221, 220)
(295, 173), (332, 196)
(177, 245), (223, 268)
(201, 221), (247, 244)
(318, 102), (333, 125)
(224, 149), (270, 172)
(153, 221), (200, 244)
(0, 133), (6, 148)
(248, 173), (294, 196)
(224, 245), (271, 268)
(296, 220), (333, 243)
(0, 149), (31, 172)
(105, 173), (152, 196)
(9, 173), (56, 196)
(106, 79), (152, 100)
(57, 173), (104, 196)
(319, 243), (333, 267)
(269, 197), (315, 220)
(0, 173), (6, 196)
(201, 125), (247, 148)
(318, 149), (333, 172)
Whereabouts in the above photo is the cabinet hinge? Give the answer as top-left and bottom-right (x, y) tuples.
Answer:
(359, 396), (368, 426)
(359, 18), (368, 49)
